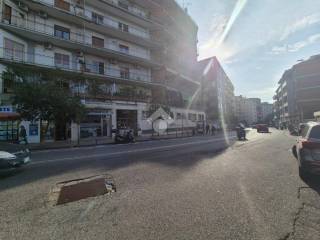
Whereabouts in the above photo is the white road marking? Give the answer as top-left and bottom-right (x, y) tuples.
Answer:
(30, 137), (236, 165)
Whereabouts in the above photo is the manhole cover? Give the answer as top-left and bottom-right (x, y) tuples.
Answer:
(48, 174), (116, 206)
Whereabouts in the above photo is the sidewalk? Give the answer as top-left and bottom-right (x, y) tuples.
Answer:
(28, 131), (234, 151)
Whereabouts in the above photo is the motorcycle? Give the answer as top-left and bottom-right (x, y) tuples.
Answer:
(236, 126), (246, 141)
(114, 129), (135, 144)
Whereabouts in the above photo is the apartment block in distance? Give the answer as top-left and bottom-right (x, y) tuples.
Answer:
(234, 96), (261, 126)
(0, 0), (205, 142)
(274, 55), (320, 128)
(196, 57), (235, 127)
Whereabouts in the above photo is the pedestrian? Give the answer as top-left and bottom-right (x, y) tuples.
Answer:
(206, 124), (210, 135)
(19, 125), (28, 145)
(211, 125), (216, 136)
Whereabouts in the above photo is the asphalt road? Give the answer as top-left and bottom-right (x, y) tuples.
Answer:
(0, 129), (319, 240)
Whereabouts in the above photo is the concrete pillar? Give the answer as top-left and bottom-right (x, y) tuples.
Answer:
(71, 122), (79, 143)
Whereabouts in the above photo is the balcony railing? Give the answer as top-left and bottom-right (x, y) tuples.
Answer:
(0, 13), (151, 60)
(0, 47), (152, 83)
(32, 0), (151, 39)
(76, 92), (152, 103)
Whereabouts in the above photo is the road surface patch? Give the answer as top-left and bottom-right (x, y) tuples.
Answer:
(48, 174), (116, 206)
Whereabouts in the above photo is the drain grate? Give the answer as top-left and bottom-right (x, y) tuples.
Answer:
(48, 174), (116, 206)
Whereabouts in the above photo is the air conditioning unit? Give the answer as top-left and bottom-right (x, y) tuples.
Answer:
(44, 42), (53, 50)
(39, 11), (48, 19)
(18, 2), (29, 12)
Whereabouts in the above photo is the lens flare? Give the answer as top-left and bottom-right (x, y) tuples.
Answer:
(217, 0), (248, 46)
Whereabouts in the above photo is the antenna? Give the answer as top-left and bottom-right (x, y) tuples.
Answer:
(181, 0), (191, 12)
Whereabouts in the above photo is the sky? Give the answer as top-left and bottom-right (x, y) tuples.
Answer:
(177, 0), (320, 103)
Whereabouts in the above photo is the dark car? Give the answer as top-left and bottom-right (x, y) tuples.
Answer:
(292, 122), (320, 178)
(257, 124), (269, 133)
(0, 142), (31, 172)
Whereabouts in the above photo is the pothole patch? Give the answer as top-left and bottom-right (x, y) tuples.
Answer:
(48, 174), (116, 206)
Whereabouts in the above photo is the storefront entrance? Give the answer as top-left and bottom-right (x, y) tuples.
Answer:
(116, 110), (138, 135)
(80, 110), (112, 138)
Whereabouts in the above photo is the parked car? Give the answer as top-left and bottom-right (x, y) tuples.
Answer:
(292, 122), (320, 178)
(257, 124), (269, 133)
(0, 142), (31, 172)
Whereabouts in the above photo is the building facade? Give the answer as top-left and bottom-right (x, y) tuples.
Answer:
(0, 0), (205, 142)
(196, 57), (235, 127)
(260, 102), (273, 122)
(234, 96), (262, 126)
(273, 55), (320, 128)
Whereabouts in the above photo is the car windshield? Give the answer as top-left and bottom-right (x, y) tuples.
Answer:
(1, 1), (320, 240)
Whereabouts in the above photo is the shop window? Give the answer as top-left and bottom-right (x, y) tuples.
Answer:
(92, 36), (104, 48)
(54, 53), (70, 69)
(4, 38), (24, 61)
(54, 25), (70, 40)
(118, 22), (129, 32)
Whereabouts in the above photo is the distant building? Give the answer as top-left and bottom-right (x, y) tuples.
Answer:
(196, 57), (235, 126)
(261, 102), (273, 121)
(273, 54), (320, 128)
(234, 96), (262, 125)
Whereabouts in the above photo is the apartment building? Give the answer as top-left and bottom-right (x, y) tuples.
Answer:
(196, 57), (235, 127)
(234, 96), (261, 125)
(0, 0), (205, 142)
(260, 102), (273, 121)
(273, 55), (320, 128)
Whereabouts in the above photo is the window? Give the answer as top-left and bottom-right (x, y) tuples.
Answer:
(4, 38), (24, 61)
(120, 67), (129, 79)
(2, 72), (15, 94)
(54, 0), (70, 11)
(54, 25), (70, 40)
(301, 125), (310, 138)
(142, 111), (149, 120)
(92, 12), (104, 25)
(3, 4), (12, 24)
(118, 1), (129, 10)
(118, 22), (129, 32)
(119, 44), (129, 54)
(92, 61), (104, 75)
(309, 126), (320, 139)
(92, 36), (104, 48)
(54, 53), (70, 69)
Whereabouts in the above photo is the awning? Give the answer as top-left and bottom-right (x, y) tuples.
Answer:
(0, 112), (21, 120)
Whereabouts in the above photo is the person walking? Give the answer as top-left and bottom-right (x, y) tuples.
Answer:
(211, 124), (216, 136)
(19, 125), (28, 145)
(206, 124), (210, 135)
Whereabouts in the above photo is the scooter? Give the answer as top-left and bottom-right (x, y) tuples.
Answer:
(236, 127), (246, 141)
(115, 129), (135, 143)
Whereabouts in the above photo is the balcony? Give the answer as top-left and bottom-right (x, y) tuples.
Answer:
(19, 0), (159, 30)
(0, 46), (154, 85)
(0, 13), (159, 67)
(22, 0), (153, 40)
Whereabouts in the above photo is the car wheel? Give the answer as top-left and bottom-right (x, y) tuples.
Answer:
(292, 146), (297, 158)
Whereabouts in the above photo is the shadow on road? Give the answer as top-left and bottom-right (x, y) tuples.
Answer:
(302, 175), (320, 194)
(0, 138), (236, 192)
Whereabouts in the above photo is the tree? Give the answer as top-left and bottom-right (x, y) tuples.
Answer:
(13, 82), (86, 141)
